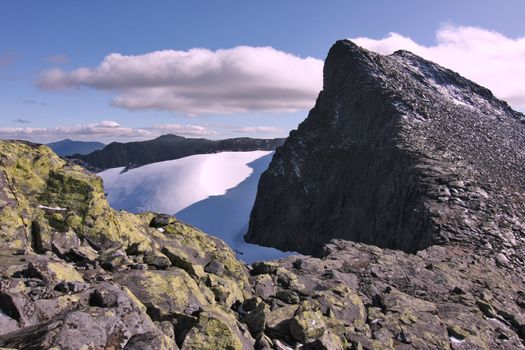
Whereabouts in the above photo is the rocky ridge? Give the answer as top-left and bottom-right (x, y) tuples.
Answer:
(246, 40), (525, 268)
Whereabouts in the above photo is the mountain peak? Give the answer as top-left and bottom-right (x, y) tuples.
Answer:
(155, 134), (187, 140)
(247, 41), (525, 265)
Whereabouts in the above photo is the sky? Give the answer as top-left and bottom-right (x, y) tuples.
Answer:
(1, 0), (524, 144)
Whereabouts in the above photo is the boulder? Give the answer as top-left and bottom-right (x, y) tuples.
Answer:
(150, 214), (173, 228)
(50, 229), (81, 258)
(98, 249), (132, 271)
(265, 305), (297, 344)
(114, 269), (212, 320)
(124, 331), (177, 350)
(181, 313), (243, 350)
(204, 260), (225, 276)
(289, 309), (326, 343)
(144, 251), (172, 270)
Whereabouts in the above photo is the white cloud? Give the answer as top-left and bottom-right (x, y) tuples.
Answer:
(0, 121), (289, 143)
(235, 126), (283, 135)
(150, 124), (217, 137)
(37, 46), (323, 115)
(0, 121), (217, 143)
(352, 25), (525, 109)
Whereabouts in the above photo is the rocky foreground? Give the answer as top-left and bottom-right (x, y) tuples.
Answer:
(0, 41), (525, 350)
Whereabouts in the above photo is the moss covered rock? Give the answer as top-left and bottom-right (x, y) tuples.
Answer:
(182, 313), (245, 350)
(114, 269), (213, 320)
(289, 309), (326, 343)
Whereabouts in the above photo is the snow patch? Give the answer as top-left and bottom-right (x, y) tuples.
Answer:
(99, 151), (296, 262)
(99, 151), (270, 214)
(449, 336), (465, 344)
(37, 205), (67, 211)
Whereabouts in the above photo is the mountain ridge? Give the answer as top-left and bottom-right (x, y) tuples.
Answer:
(246, 40), (525, 264)
(71, 134), (285, 170)
(47, 139), (105, 156)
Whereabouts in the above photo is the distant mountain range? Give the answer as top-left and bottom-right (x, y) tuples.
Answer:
(47, 139), (105, 156)
(70, 134), (285, 170)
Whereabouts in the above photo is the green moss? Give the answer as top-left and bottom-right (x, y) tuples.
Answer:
(38, 170), (94, 214)
(47, 262), (84, 282)
(127, 270), (212, 316)
(206, 275), (245, 306)
(65, 214), (83, 231)
(289, 309), (326, 343)
(0, 205), (27, 248)
(182, 313), (243, 350)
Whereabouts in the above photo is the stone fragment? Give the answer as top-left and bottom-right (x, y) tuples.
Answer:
(265, 305), (297, 343)
(204, 260), (225, 276)
(150, 214), (172, 228)
(51, 229), (81, 258)
(254, 274), (277, 299)
(251, 261), (279, 275)
(302, 331), (344, 350)
(144, 251), (171, 270)
(124, 331), (178, 350)
(289, 309), (326, 343)
(89, 287), (119, 308)
(181, 313), (244, 350)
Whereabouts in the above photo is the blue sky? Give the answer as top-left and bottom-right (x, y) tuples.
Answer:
(1, 0), (524, 143)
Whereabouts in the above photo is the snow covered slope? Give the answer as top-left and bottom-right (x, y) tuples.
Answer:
(98, 151), (294, 262)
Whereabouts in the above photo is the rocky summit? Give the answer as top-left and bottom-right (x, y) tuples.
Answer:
(244, 40), (525, 347)
(0, 40), (524, 350)
(246, 40), (525, 263)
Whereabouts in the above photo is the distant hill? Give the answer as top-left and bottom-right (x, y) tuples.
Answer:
(70, 134), (285, 170)
(47, 139), (105, 156)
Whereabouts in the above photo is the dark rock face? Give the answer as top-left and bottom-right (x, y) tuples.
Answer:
(72, 134), (285, 171)
(246, 40), (525, 261)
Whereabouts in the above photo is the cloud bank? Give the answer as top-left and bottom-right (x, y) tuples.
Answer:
(234, 126), (283, 135)
(352, 25), (525, 109)
(0, 121), (285, 143)
(35, 26), (524, 117)
(37, 46), (323, 115)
